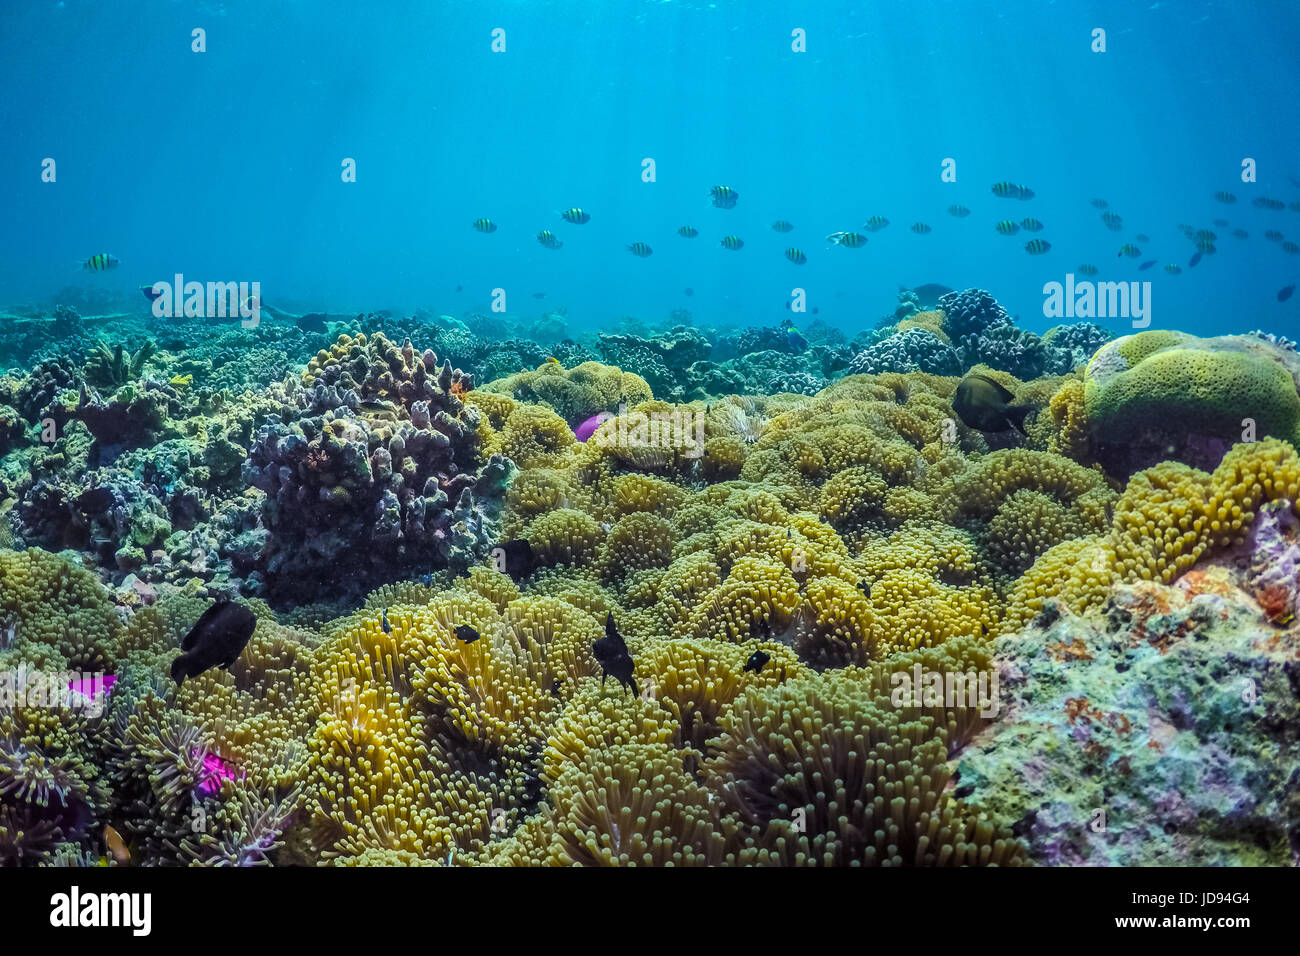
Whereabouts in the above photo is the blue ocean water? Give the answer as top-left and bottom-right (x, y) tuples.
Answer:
(2, 0), (1298, 338)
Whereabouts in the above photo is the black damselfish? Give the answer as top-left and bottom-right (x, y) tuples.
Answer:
(454, 623), (480, 644)
(171, 600), (257, 685)
(592, 612), (637, 695)
(497, 539), (536, 581)
(742, 649), (770, 674)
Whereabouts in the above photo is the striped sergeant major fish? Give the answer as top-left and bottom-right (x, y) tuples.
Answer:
(82, 253), (119, 272)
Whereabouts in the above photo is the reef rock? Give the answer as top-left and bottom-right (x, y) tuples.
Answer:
(954, 570), (1300, 865)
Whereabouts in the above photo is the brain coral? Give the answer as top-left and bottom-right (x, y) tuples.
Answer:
(1085, 330), (1300, 477)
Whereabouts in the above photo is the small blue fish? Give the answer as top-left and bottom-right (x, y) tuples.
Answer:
(422, 572), (432, 586)
(1279, 284), (1296, 302)
(1189, 251), (1203, 268)
(1137, 260), (1157, 271)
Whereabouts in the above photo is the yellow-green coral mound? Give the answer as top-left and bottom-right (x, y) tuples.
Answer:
(1085, 330), (1300, 476)
(481, 360), (653, 424)
(0, 548), (124, 671)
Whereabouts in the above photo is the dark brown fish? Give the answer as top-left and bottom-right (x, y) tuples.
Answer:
(592, 612), (637, 695)
(171, 601), (257, 684)
(954, 373), (1034, 435)
(454, 623), (480, 643)
(496, 539), (536, 581)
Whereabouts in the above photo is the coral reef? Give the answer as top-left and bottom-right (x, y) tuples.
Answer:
(0, 289), (1294, 868)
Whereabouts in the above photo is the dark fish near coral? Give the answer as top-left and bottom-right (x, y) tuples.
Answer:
(75, 486), (115, 514)
(592, 612), (637, 695)
(1279, 285), (1296, 302)
(1137, 260), (1157, 271)
(863, 216), (890, 232)
(381, 609), (391, 634)
(296, 313), (328, 333)
(627, 242), (653, 258)
(560, 208), (590, 224)
(948, 204), (971, 217)
(857, 579), (871, 598)
(497, 538), (536, 581)
(677, 225), (699, 238)
(771, 220), (795, 233)
(742, 649), (770, 674)
(171, 600), (257, 685)
(720, 235), (744, 251)
(786, 326), (808, 351)
(1024, 239), (1051, 255)
(454, 623), (480, 644)
(472, 218), (497, 233)
(910, 222), (932, 234)
(784, 248), (807, 265)
(954, 373), (1033, 435)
